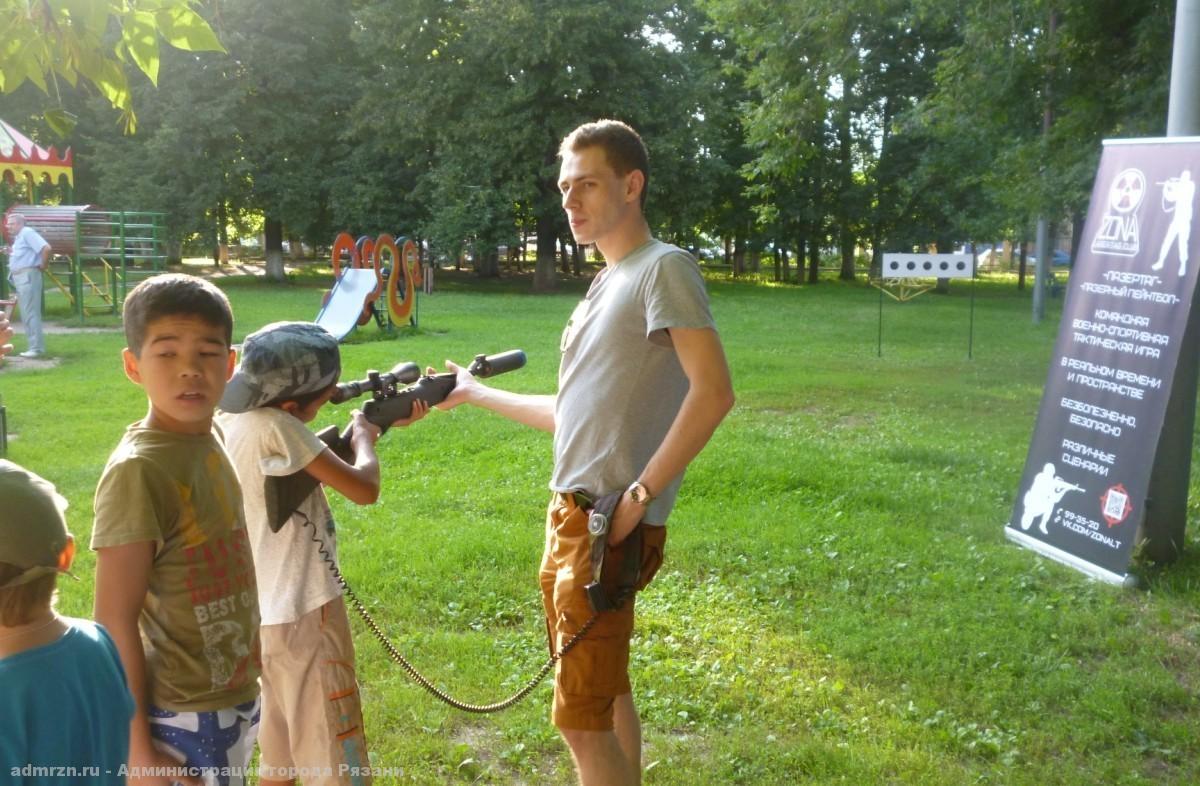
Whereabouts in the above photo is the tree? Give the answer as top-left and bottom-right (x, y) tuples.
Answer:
(0, 0), (223, 133)
(913, 0), (1172, 254)
(355, 0), (739, 289)
(84, 43), (248, 261)
(213, 0), (364, 281)
(705, 0), (961, 281)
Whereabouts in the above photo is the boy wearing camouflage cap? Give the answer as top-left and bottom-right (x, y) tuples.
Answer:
(0, 460), (134, 783)
(217, 321), (426, 786)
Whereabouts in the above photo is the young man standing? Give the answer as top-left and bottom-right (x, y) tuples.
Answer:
(3, 212), (51, 358)
(438, 119), (734, 785)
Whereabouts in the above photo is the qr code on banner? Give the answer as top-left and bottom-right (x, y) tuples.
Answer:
(1103, 487), (1128, 520)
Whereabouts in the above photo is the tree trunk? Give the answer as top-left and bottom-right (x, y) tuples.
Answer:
(534, 210), (558, 291)
(807, 227), (820, 284)
(559, 237), (571, 274)
(1018, 239), (1028, 291)
(839, 230), (856, 281)
(724, 236), (732, 267)
(1070, 211), (1084, 264)
(572, 242), (583, 276)
(216, 202), (228, 267)
(795, 234), (806, 285)
(836, 79), (856, 282)
(264, 217), (286, 282)
(474, 246), (500, 278)
(871, 95), (893, 281)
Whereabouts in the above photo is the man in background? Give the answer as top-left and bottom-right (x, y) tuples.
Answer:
(3, 213), (51, 358)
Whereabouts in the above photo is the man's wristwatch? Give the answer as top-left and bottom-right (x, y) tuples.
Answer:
(626, 480), (655, 505)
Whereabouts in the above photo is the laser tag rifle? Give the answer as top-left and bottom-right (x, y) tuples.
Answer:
(265, 350), (527, 531)
(1056, 481), (1085, 495)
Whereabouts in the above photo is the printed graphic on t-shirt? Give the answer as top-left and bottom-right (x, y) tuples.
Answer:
(186, 521), (257, 691)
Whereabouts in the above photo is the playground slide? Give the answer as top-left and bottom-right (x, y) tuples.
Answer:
(315, 268), (378, 341)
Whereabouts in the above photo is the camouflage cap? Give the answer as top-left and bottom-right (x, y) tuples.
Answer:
(0, 460), (70, 589)
(220, 321), (341, 413)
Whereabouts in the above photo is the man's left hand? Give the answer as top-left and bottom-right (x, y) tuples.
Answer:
(608, 491), (645, 546)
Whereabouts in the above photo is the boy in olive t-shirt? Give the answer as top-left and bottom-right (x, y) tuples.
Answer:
(93, 274), (261, 786)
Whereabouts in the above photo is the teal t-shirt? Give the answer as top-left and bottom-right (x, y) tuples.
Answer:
(0, 619), (134, 784)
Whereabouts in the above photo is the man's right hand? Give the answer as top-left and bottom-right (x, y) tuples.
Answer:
(427, 359), (556, 432)
(428, 359), (484, 410)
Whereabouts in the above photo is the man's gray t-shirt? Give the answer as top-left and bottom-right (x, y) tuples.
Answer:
(551, 239), (715, 524)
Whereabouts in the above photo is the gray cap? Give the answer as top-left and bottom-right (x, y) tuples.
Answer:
(220, 321), (341, 413)
(0, 460), (70, 589)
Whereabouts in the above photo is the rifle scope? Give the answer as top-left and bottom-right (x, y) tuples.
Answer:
(331, 361), (421, 404)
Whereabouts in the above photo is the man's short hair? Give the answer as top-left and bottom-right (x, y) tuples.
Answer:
(123, 273), (234, 355)
(559, 119), (650, 208)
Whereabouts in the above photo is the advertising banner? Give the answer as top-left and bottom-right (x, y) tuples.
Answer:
(1007, 137), (1200, 584)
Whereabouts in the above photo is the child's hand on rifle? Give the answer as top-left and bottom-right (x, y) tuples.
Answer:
(392, 397), (430, 427)
(348, 410), (383, 454)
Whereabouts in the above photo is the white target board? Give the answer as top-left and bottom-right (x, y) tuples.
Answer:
(882, 253), (974, 279)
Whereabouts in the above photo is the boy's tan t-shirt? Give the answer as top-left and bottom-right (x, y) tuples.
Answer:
(91, 424), (261, 712)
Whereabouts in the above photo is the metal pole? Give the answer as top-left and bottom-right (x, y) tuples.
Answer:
(1033, 10), (1057, 324)
(969, 254), (977, 360)
(1167, 0), (1200, 137)
(877, 274), (883, 357)
(1142, 0), (1200, 563)
(1033, 218), (1049, 323)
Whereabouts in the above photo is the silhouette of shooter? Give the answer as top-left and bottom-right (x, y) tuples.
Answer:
(1020, 462), (1083, 535)
(1152, 169), (1195, 276)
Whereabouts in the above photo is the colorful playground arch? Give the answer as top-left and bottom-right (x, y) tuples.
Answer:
(319, 231), (423, 340)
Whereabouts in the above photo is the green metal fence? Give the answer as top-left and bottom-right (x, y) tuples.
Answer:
(1, 206), (167, 321)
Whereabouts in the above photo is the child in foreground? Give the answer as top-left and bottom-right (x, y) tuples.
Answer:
(217, 321), (426, 786)
(93, 273), (260, 786)
(0, 460), (134, 785)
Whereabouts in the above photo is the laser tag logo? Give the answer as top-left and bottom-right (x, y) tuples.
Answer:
(1091, 168), (1145, 257)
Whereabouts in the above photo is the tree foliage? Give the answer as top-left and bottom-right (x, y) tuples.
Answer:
(0, 0), (224, 133)
(354, 0), (740, 286)
(3, 0), (1176, 290)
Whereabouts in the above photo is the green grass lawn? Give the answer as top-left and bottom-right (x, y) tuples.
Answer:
(3, 268), (1199, 784)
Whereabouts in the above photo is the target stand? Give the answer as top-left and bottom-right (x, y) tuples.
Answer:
(873, 253), (978, 357)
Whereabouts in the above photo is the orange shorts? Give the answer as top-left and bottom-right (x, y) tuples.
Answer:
(540, 492), (666, 731)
